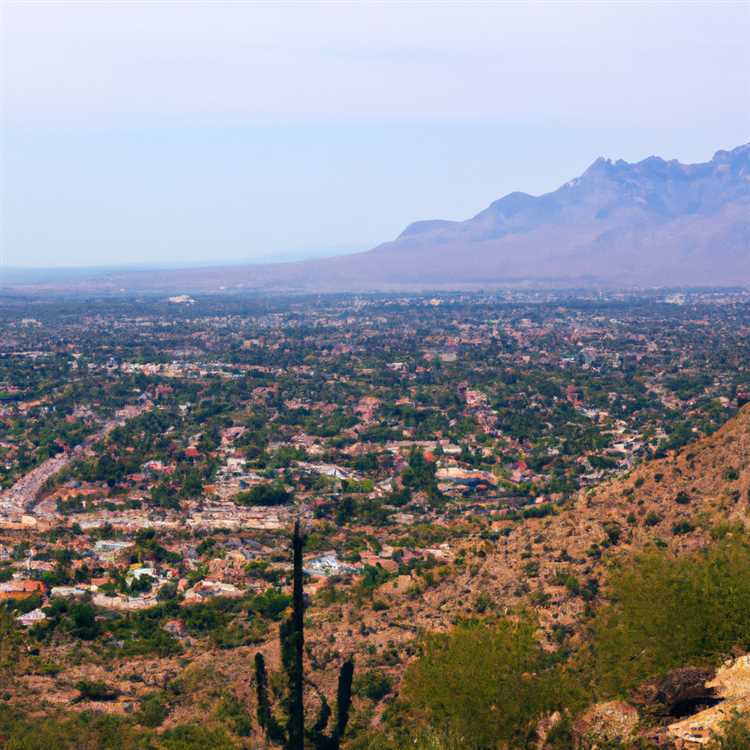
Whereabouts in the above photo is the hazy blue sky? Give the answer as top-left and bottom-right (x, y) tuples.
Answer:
(2, 1), (748, 268)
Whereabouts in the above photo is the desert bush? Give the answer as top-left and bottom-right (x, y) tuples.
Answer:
(401, 617), (571, 749)
(589, 539), (750, 695)
(354, 669), (392, 701)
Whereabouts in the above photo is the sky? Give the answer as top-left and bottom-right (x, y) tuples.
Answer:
(1, 1), (749, 269)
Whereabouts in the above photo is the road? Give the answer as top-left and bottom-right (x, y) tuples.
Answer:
(0, 405), (149, 517)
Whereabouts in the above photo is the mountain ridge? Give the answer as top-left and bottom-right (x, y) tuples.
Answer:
(387, 142), (750, 247)
(5, 142), (749, 292)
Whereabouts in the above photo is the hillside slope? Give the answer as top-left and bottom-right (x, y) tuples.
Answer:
(6, 408), (750, 746)
(424, 401), (749, 632)
(229, 405), (750, 714)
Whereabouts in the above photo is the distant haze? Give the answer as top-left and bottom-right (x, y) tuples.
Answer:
(3, 143), (748, 293)
(1, 1), (749, 269)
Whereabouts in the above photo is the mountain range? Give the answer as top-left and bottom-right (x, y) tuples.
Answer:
(7, 142), (750, 292)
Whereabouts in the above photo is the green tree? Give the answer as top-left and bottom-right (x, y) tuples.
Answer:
(0, 607), (24, 690)
(236, 483), (291, 507)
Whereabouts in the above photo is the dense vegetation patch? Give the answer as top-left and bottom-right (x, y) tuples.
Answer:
(399, 618), (573, 749)
(587, 538), (750, 696)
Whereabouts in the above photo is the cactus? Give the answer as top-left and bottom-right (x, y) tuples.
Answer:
(255, 520), (354, 750)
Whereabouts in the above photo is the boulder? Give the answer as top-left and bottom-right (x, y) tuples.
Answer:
(668, 655), (750, 747)
(631, 667), (717, 717)
(535, 710), (562, 749)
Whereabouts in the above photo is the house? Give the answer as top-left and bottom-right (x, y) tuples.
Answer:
(25, 559), (56, 575)
(49, 585), (87, 598)
(355, 396), (380, 422)
(221, 426), (247, 445)
(566, 385), (583, 404)
(183, 580), (243, 602)
(303, 553), (359, 578)
(92, 593), (152, 611)
(225, 456), (246, 474)
(94, 539), (133, 561)
(359, 551), (399, 573)
(435, 467), (497, 487)
(16, 608), (47, 627)
(0, 579), (45, 601)
(297, 462), (358, 481)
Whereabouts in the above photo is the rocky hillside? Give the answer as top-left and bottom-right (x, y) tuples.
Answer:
(337, 403), (750, 645)
(5, 407), (750, 747)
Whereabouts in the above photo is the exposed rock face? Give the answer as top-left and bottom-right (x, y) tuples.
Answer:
(668, 655), (750, 747)
(631, 667), (718, 718)
(566, 659), (750, 750)
(572, 700), (640, 748)
(707, 654), (750, 700)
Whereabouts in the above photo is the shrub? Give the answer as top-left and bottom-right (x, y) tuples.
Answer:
(557, 574), (581, 596)
(247, 589), (291, 621)
(402, 618), (571, 748)
(474, 592), (492, 613)
(159, 724), (235, 749)
(523, 560), (540, 577)
(135, 693), (168, 727)
(0, 710), (147, 749)
(588, 540), (750, 695)
(602, 521), (622, 546)
(74, 680), (118, 702)
(66, 601), (101, 640)
(217, 693), (252, 737)
(354, 669), (392, 701)
(522, 503), (556, 520)
(672, 521), (695, 535)
(235, 483), (291, 506)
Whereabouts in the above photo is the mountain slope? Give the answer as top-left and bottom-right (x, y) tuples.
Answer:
(343, 142), (750, 288)
(288, 404), (750, 677)
(268, 405), (750, 701)
(5, 143), (749, 292)
(130, 142), (750, 290)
